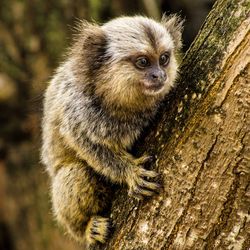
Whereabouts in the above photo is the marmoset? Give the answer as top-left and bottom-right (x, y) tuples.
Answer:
(41, 15), (183, 248)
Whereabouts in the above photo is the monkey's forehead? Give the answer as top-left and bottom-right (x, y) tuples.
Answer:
(102, 16), (174, 60)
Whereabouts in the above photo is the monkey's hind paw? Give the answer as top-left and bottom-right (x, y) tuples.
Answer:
(86, 216), (110, 245)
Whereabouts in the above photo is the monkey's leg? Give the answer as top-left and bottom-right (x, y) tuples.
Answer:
(51, 162), (111, 247)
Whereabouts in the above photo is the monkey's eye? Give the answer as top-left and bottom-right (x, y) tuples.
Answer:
(135, 56), (150, 69)
(159, 52), (170, 66)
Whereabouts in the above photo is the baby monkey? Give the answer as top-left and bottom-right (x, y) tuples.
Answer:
(41, 15), (183, 248)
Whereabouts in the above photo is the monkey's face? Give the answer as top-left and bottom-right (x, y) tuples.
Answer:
(101, 16), (181, 106)
(129, 50), (175, 96)
(74, 16), (183, 110)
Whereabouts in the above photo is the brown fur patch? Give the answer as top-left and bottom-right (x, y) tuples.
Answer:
(141, 24), (157, 51)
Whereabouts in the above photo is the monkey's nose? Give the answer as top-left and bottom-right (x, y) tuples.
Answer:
(150, 71), (167, 82)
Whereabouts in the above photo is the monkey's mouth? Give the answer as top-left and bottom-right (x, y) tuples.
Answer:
(141, 81), (165, 95)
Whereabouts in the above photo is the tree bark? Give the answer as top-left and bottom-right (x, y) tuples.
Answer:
(99, 0), (250, 249)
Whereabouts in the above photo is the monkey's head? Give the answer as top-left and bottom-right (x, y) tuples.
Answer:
(71, 15), (184, 110)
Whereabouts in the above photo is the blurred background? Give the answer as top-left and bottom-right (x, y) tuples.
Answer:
(0, 0), (215, 249)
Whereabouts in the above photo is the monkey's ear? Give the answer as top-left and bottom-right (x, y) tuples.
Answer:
(161, 14), (184, 50)
(71, 20), (109, 77)
(73, 20), (106, 50)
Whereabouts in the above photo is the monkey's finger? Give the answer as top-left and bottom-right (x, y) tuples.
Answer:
(128, 189), (144, 200)
(129, 187), (157, 199)
(140, 169), (159, 178)
(136, 187), (155, 197)
(139, 179), (160, 191)
(133, 193), (144, 200)
(135, 155), (153, 165)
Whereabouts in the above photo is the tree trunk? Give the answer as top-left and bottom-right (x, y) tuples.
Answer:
(99, 0), (250, 249)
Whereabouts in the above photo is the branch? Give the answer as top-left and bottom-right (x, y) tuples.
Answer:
(98, 0), (250, 249)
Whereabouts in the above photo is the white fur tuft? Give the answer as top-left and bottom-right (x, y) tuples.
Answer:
(102, 16), (174, 61)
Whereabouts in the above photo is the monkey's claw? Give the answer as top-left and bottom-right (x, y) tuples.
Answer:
(87, 216), (110, 244)
(127, 167), (160, 200)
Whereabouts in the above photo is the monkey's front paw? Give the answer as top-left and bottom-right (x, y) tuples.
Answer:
(127, 167), (160, 200)
(86, 216), (110, 245)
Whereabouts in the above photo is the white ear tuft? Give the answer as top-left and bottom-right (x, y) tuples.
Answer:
(161, 14), (184, 50)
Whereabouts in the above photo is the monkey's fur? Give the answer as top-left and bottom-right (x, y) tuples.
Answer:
(41, 15), (183, 248)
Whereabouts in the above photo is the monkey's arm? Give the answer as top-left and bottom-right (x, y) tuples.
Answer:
(59, 111), (159, 198)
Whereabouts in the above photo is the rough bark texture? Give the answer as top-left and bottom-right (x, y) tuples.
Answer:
(0, 1), (216, 249)
(99, 0), (250, 249)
